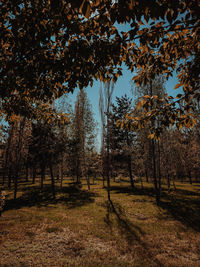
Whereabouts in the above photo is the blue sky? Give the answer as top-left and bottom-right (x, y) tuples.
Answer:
(66, 66), (181, 122)
(63, 67), (182, 150)
(65, 19), (183, 135)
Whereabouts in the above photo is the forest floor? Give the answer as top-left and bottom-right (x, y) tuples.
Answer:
(0, 179), (200, 267)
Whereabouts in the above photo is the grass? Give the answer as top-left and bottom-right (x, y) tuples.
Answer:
(0, 178), (200, 266)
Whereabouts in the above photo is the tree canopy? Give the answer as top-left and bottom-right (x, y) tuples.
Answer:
(1, 0), (199, 119)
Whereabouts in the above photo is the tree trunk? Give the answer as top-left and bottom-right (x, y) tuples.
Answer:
(60, 161), (64, 189)
(8, 167), (12, 189)
(102, 173), (105, 188)
(32, 167), (36, 184)
(87, 170), (90, 191)
(49, 159), (56, 199)
(145, 168), (149, 183)
(40, 163), (45, 189)
(172, 176), (176, 190)
(25, 162), (29, 182)
(76, 159), (81, 184)
(188, 170), (192, 184)
(152, 139), (160, 204)
(157, 140), (162, 196)
(13, 117), (26, 200)
(128, 154), (134, 189)
(4, 122), (14, 188)
(139, 174), (144, 189)
(14, 173), (18, 200)
(167, 170), (171, 192)
(106, 142), (111, 202)
(149, 81), (160, 204)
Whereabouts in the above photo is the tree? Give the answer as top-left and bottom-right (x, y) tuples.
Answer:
(1, 115), (31, 199)
(110, 94), (135, 188)
(132, 76), (166, 203)
(0, 0), (121, 115)
(1, 0), (199, 125)
(71, 90), (97, 186)
(99, 81), (114, 201)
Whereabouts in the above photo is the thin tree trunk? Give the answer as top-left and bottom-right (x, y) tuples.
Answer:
(188, 170), (192, 184)
(4, 123), (14, 188)
(102, 173), (105, 188)
(128, 154), (134, 189)
(149, 81), (160, 204)
(32, 167), (36, 184)
(157, 140), (162, 195)
(49, 159), (56, 199)
(106, 116), (111, 202)
(172, 176), (176, 190)
(8, 167), (12, 189)
(167, 170), (171, 192)
(40, 163), (45, 189)
(87, 169), (90, 190)
(13, 116), (26, 200)
(145, 168), (149, 183)
(25, 162), (29, 182)
(106, 150), (111, 202)
(60, 160), (64, 189)
(152, 139), (160, 204)
(76, 159), (81, 184)
(14, 172), (18, 200)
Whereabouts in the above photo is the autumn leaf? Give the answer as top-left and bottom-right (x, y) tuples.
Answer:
(174, 83), (182, 89)
(137, 99), (147, 110)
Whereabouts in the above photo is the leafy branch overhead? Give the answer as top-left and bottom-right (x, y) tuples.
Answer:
(124, 93), (199, 139)
(1, 0), (199, 121)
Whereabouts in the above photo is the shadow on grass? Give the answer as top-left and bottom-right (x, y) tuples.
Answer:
(158, 195), (200, 232)
(110, 184), (156, 197)
(4, 184), (96, 211)
(104, 199), (163, 266)
(109, 184), (200, 232)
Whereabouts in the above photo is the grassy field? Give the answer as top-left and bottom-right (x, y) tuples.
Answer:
(0, 179), (200, 266)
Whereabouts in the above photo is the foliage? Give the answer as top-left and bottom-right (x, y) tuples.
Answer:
(1, 0), (199, 122)
(111, 94), (135, 150)
(126, 76), (199, 138)
(68, 90), (97, 181)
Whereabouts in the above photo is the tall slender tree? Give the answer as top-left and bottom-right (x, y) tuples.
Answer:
(71, 90), (97, 187)
(110, 95), (135, 189)
(134, 76), (166, 203)
(99, 81), (114, 201)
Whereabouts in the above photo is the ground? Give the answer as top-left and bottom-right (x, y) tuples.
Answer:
(0, 179), (200, 266)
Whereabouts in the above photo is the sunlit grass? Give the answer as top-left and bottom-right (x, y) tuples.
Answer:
(0, 178), (200, 266)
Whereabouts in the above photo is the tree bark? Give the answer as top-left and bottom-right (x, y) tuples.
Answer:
(49, 159), (56, 199)
(25, 162), (29, 182)
(152, 139), (160, 204)
(145, 168), (149, 183)
(60, 160), (64, 189)
(188, 170), (192, 184)
(40, 163), (45, 189)
(128, 154), (134, 189)
(32, 167), (36, 184)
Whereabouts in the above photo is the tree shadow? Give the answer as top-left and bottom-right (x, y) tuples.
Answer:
(4, 184), (96, 211)
(158, 195), (200, 232)
(109, 184), (200, 232)
(104, 199), (163, 266)
(110, 184), (155, 197)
